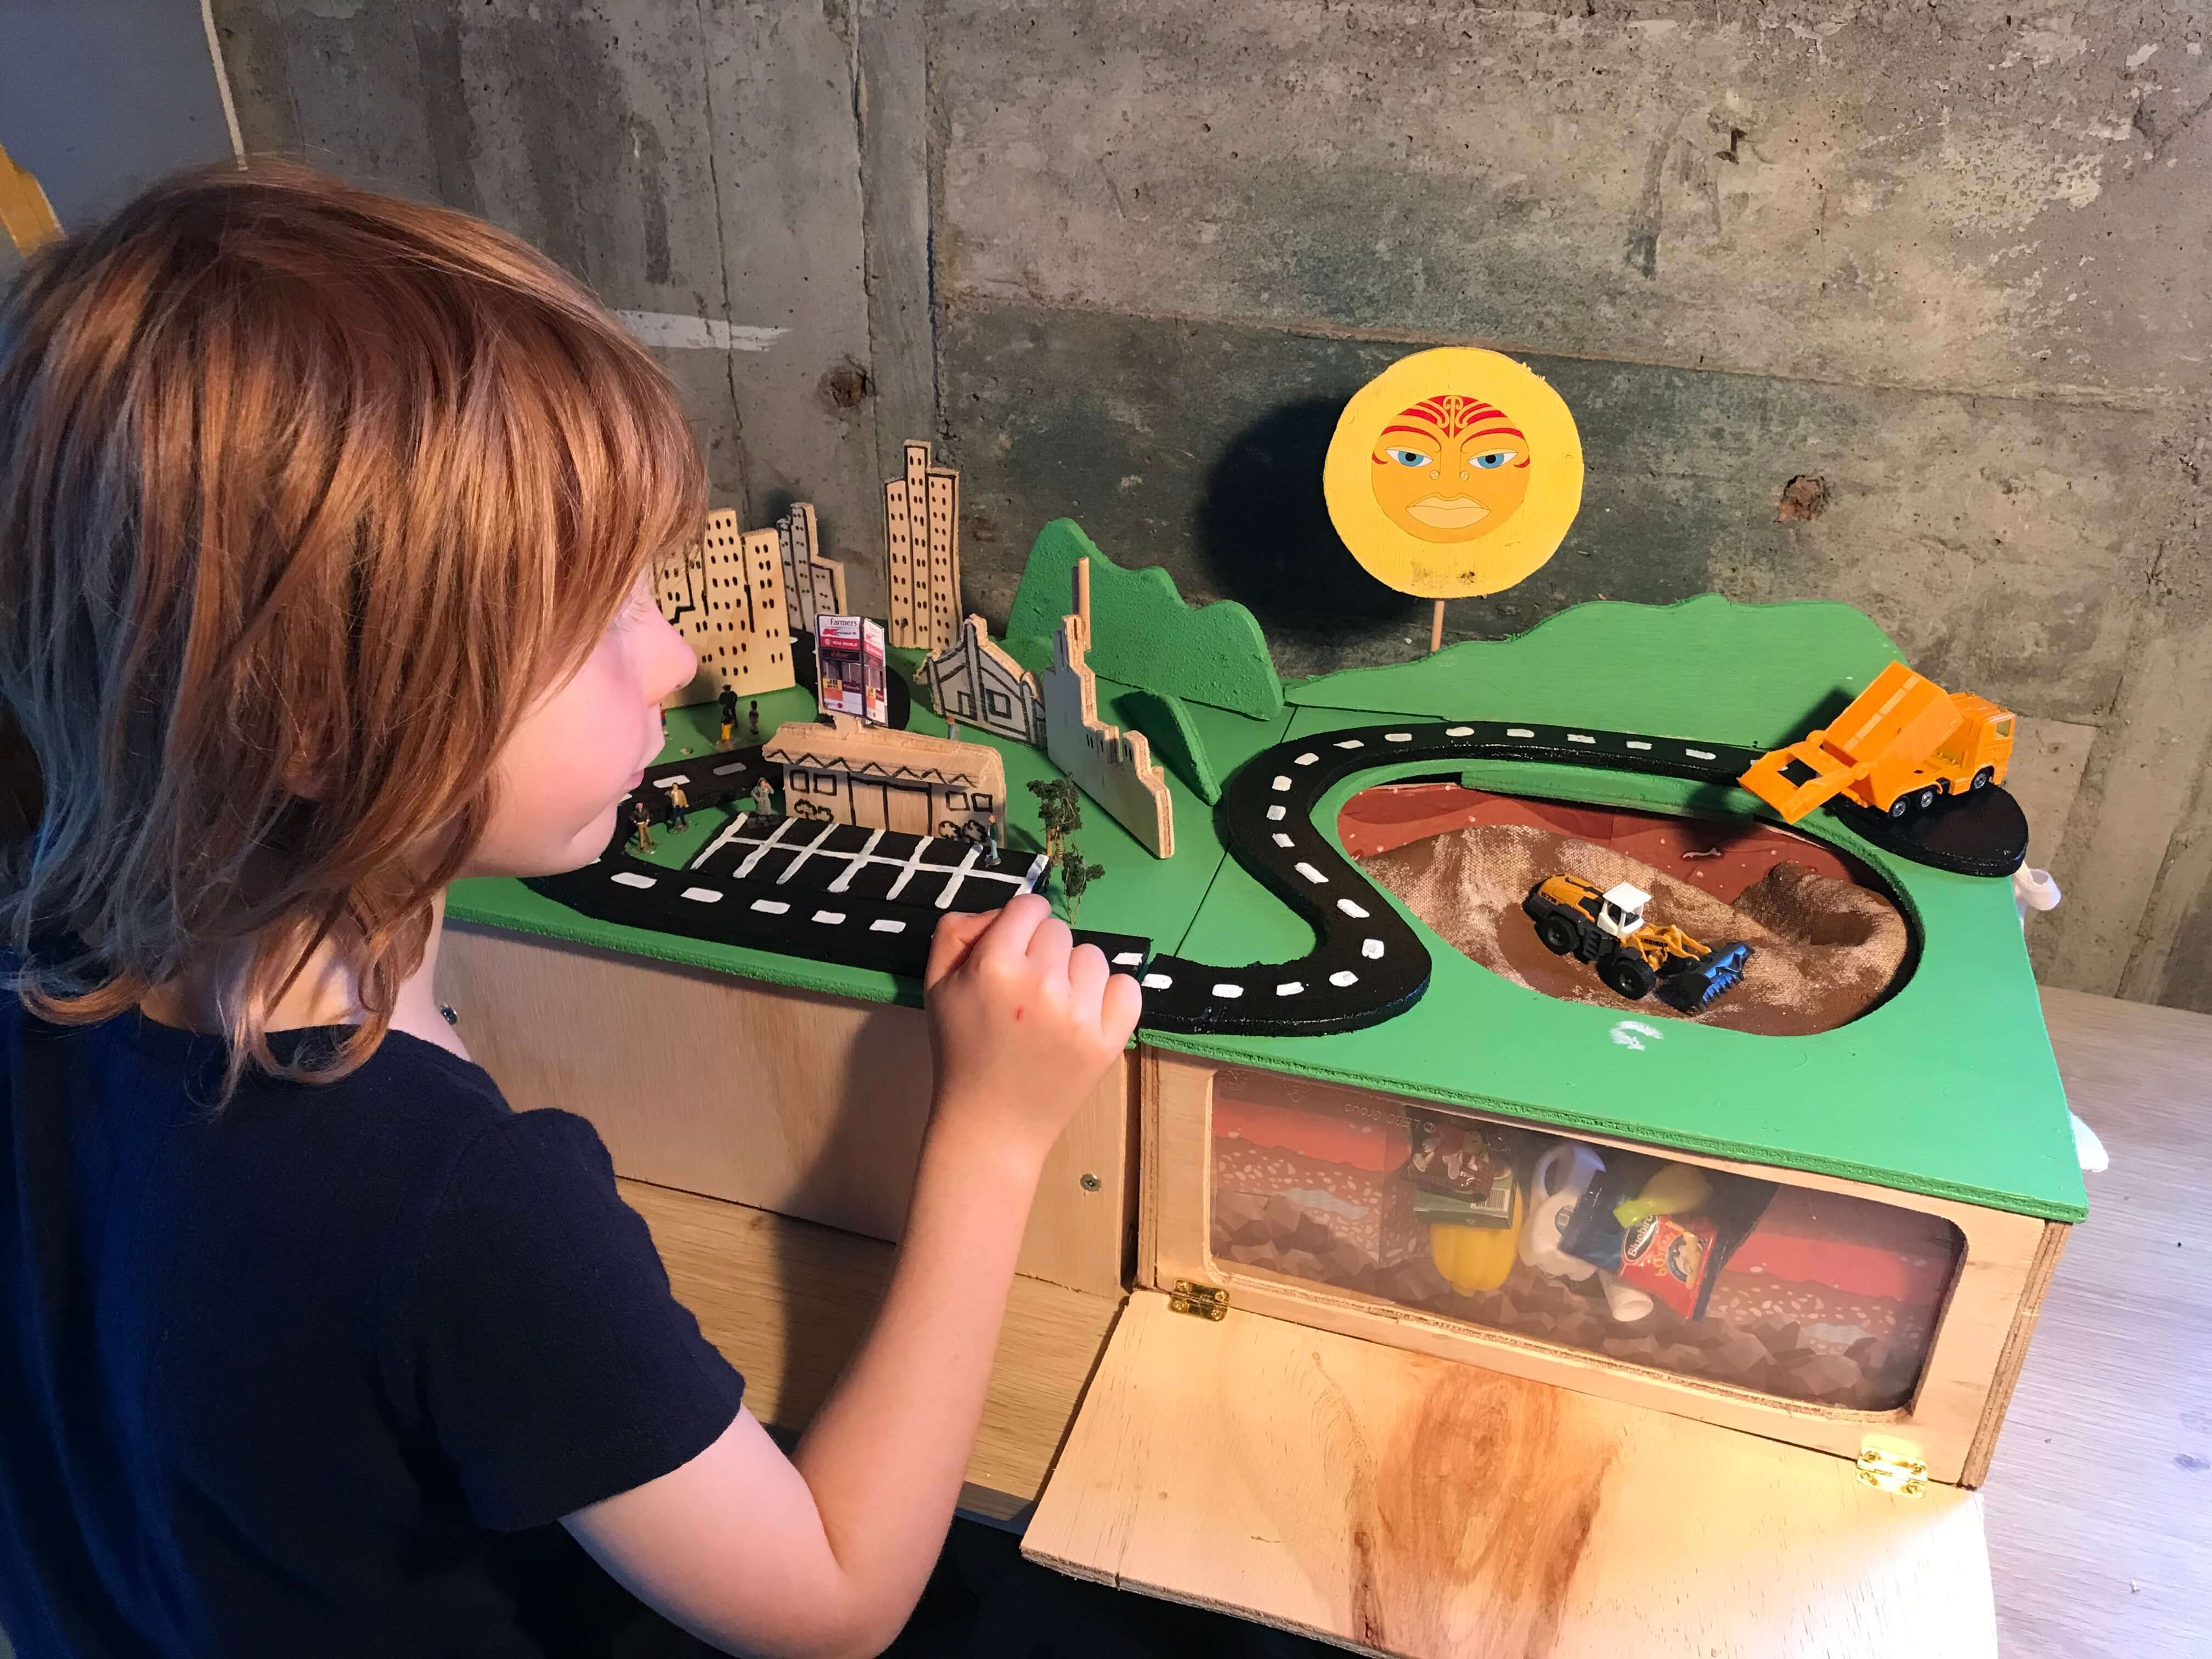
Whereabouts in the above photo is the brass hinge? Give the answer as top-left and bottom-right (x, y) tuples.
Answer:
(1855, 1444), (1929, 1497)
(1167, 1279), (1228, 1321)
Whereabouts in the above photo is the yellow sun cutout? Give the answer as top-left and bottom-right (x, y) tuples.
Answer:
(1323, 347), (1583, 600)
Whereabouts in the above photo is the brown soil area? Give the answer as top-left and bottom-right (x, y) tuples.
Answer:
(1337, 781), (1880, 903)
(1359, 822), (1909, 1036)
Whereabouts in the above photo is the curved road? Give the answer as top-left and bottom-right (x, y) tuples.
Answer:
(1134, 719), (1764, 1037)
(527, 715), (2019, 1039)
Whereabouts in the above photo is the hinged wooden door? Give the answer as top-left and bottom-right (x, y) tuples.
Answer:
(1024, 1289), (1997, 1658)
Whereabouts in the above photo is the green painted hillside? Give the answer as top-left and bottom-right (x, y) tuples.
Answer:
(1004, 520), (1284, 720)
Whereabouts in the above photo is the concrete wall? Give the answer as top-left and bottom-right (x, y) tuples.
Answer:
(209, 0), (2210, 1008)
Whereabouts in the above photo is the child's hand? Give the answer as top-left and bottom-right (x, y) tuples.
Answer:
(922, 894), (1141, 1172)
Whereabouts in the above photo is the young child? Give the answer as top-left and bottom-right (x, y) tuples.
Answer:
(0, 163), (1140, 1657)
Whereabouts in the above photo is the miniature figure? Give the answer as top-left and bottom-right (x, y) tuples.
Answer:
(1739, 661), (2015, 823)
(1522, 874), (1751, 1012)
(718, 685), (739, 750)
(629, 795), (656, 853)
(750, 776), (775, 816)
(664, 780), (690, 834)
(748, 699), (760, 742)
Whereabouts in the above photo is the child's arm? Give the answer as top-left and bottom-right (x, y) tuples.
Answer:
(564, 894), (1140, 1658)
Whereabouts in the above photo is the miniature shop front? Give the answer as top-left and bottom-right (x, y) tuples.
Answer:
(436, 360), (2080, 1654)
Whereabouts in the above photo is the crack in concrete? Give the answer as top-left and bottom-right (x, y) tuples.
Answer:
(692, 0), (750, 504)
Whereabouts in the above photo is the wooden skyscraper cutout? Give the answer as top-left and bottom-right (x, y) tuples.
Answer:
(775, 501), (847, 636)
(885, 439), (961, 653)
(657, 509), (795, 706)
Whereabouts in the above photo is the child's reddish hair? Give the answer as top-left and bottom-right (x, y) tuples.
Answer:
(0, 161), (705, 1093)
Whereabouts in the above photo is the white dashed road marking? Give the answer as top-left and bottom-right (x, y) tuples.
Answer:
(681, 887), (721, 903)
(1296, 862), (1328, 884)
(613, 871), (656, 889)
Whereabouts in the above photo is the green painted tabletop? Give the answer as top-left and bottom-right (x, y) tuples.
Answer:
(449, 595), (2085, 1223)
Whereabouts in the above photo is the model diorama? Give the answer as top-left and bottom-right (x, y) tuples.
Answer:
(465, 357), (2079, 1503)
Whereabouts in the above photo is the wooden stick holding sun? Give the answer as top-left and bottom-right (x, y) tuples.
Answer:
(1323, 348), (1585, 653)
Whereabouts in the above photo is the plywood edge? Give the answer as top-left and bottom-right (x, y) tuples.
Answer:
(1960, 1218), (2069, 1487)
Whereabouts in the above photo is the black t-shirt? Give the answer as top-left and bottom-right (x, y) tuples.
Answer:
(0, 981), (745, 1656)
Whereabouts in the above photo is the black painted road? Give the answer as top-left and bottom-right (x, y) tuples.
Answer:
(528, 716), (2022, 1040)
(1132, 719), (1766, 1037)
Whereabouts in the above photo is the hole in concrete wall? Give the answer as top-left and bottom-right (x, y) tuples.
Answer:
(1776, 475), (1831, 522)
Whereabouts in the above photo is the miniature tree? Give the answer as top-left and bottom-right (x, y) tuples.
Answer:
(1026, 776), (1083, 862)
(1059, 840), (1105, 923)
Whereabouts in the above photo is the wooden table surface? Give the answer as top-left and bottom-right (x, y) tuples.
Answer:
(1983, 988), (2212, 1658)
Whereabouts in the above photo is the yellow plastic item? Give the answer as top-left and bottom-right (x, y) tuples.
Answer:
(1612, 1163), (1712, 1228)
(1428, 1184), (1523, 1295)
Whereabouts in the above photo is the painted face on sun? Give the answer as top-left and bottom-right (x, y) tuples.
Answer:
(1369, 394), (1533, 544)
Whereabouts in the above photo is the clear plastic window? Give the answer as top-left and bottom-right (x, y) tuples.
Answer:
(1210, 1069), (1962, 1411)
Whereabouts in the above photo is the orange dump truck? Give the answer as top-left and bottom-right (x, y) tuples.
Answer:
(1737, 662), (2015, 823)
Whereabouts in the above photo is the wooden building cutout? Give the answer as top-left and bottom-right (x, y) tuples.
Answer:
(885, 439), (961, 653)
(765, 713), (1006, 841)
(921, 615), (1047, 747)
(1040, 560), (1175, 859)
(776, 502), (847, 637)
(657, 508), (794, 707)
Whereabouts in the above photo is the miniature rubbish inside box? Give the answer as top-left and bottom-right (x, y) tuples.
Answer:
(1209, 1068), (1959, 1412)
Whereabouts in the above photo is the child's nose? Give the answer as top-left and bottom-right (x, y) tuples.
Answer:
(645, 610), (698, 704)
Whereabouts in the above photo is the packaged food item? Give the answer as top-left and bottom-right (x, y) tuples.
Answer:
(1559, 1150), (1776, 1322)
(1615, 1210), (1719, 1317)
(1398, 1111), (1521, 1226)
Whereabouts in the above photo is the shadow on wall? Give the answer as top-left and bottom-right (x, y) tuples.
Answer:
(1194, 397), (1424, 656)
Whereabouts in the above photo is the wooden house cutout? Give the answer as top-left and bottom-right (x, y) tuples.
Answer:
(921, 615), (1047, 747)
